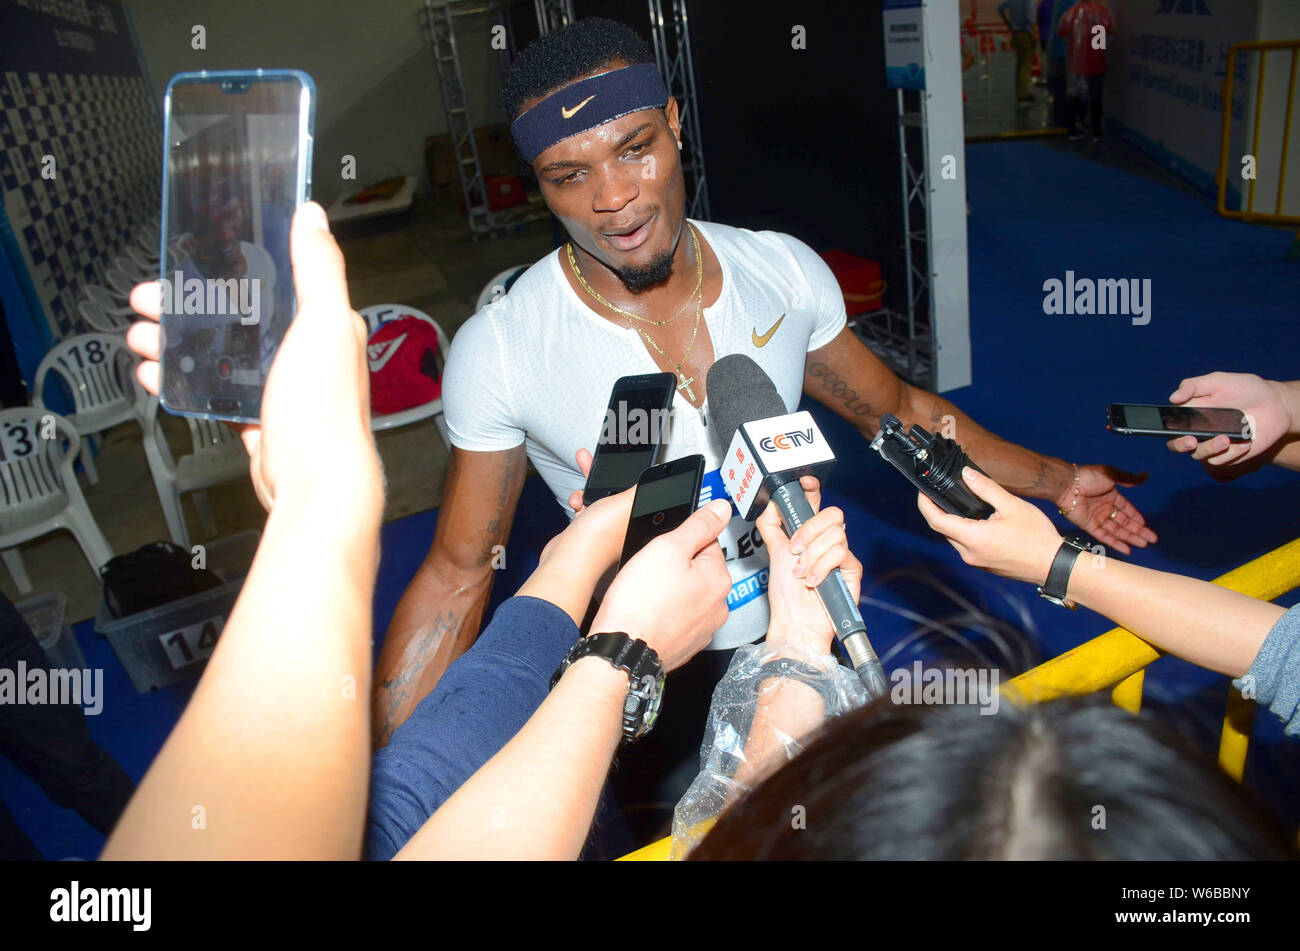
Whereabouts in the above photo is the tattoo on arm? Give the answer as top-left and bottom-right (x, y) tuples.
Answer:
(375, 609), (461, 743)
(475, 449), (526, 568)
(1030, 458), (1050, 490)
(807, 361), (872, 416)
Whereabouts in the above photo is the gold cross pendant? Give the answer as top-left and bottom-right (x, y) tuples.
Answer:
(676, 372), (695, 402)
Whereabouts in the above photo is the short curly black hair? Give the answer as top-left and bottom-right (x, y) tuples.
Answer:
(501, 17), (657, 122)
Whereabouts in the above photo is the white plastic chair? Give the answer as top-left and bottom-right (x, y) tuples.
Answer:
(114, 255), (152, 284)
(0, 408), (115, 594)
(85, 283), (135, 314)
(33, 333), (145, 485)
(124, 243), (180, 275)
(359, 304), (451, 445)
(124, 245), (158, 274)
(104, 266), (137, 298)
(134, 221), (161, 252)
(78, 296), (133, 334)
(79, 284), (136, 333)
(140, 397), (249, 550)
(475, 265), (530, 312)
(85, 281), (129, 308)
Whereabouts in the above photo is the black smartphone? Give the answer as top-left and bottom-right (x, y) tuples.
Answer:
(1107, 404), (1250, 441)
(159, 70), (316, 422)
(619, 454), (706, 568)
(582, 372), (677, 506)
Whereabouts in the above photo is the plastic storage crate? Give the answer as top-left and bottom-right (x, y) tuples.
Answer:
(94, 531), (260, 693)
(16, 591), (86, 671)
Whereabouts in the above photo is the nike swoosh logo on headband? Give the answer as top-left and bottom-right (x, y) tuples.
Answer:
(561, 95), (596, 119)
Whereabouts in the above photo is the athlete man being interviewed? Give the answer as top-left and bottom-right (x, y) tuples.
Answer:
(371, 17), (1156, 745)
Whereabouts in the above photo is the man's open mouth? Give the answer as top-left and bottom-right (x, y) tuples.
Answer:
(603, 214), (654, 251)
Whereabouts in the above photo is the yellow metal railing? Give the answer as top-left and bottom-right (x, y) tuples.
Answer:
(624, 536), (1300, 860)
(1004, 536), (1300, 782)
(1217, 40), (1300, 224)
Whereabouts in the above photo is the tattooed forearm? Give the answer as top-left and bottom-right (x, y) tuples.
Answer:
(806, 361), (872, 416)
(904, 388), (1073, 501)
(375, 609), (462, 744)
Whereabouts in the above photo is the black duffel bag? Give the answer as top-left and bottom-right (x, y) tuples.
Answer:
(99, 541), (224, 619)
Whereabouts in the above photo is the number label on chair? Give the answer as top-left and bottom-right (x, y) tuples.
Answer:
(68, 340), (108, 369)
(0, 422), (37, 460)
(158, 616), (224, 669)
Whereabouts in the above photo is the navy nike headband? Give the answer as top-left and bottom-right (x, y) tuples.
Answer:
(510, 63), (670, 163)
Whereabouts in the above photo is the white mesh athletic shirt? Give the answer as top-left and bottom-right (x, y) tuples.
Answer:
(442, 218), (847, 650)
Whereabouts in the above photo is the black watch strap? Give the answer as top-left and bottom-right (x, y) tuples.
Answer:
(1038, 537), (1088, 609)
(549, 632), (664, 744)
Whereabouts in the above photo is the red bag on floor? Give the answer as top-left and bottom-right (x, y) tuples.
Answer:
(486, 176), (527, 211)
(819, 249), (886, 316)
(367, 316), (443, 415)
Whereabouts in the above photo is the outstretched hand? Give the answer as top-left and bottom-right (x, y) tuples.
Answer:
(1059, 463), (1156, 555)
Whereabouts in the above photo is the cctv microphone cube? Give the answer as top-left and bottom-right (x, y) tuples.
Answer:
(721, 410), (835, 520)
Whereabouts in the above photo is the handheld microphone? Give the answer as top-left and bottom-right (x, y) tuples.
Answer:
(706, 355), (888, 699)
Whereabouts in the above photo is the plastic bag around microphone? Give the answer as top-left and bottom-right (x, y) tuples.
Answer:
(670, 642), (868, 859)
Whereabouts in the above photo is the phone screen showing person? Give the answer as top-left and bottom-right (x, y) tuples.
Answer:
(619, 454), (705, 568)
(582, 372), (676, 505)
(159, 71), (315, 422)
(1107, 404), (1249, 441)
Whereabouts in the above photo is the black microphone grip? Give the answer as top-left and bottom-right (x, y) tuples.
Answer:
(769, 482), (889, 699)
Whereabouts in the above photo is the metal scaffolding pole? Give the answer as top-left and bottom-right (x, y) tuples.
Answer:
(850, 88), (934, 389)
(648, 0), (711, 221)
(422, 0), (548, 239)
(898, 87), (931, 386)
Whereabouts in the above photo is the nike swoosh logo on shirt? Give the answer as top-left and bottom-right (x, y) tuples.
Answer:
(561, 95), (596, 119)
(367, 332), (408, 372)
(752, 314), (785, 348)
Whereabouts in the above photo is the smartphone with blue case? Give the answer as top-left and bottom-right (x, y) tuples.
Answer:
(158, 69), (315, 422)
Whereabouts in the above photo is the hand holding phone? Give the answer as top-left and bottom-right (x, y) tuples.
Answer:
(1163, 372), (1299, 474)
(592, 496), (733, 673)
(128, 202), (382, 516)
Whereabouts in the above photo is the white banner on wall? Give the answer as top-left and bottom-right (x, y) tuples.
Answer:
(884, 0), (925, 90)
(1106, 0), (1260, 199)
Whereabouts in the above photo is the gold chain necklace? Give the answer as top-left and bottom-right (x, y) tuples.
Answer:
(568, 223), (705, 401)
(567, 222), (702, 327)
(631, 289), (703, 402)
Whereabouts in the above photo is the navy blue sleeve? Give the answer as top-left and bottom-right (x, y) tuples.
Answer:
(364, 595), (579, 860)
